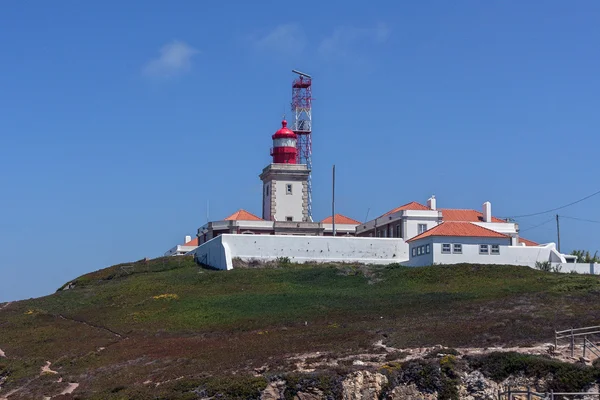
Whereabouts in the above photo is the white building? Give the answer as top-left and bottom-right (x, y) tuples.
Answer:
(404, 221), (568, 268)
(164, 235), (199, 256)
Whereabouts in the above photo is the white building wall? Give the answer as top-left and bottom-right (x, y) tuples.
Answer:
(263, 183), (272, 221)
(431, 237), (512, 265)
(404, 236), (567, 268)
(190, 234), (409, 270)
(274, 180), (304, 221)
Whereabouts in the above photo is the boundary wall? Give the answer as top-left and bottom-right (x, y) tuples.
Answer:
(190, 234), (409, 270)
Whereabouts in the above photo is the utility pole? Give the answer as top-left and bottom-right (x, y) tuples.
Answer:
(556, 214), (561, 253)
(332, 164), (336, 236)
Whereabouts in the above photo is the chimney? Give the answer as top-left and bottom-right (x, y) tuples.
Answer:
(427, 195), (436, 210)
(184, 235), (192, 244)
(483, 201), (492, 223)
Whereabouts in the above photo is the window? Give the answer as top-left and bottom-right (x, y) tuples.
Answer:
(426, 244), (430, 254)
(491, 244), (500, 255)
(412, 248), (416, 257)
(286, 184), (293, 195)
(453, 244), (462, 254)
(442, 244), (451, 254)
(417, 246), (422, 255)
(286, 216), (293, 222)
(480, 244), (489, 254)
(418, 224), (427, 234)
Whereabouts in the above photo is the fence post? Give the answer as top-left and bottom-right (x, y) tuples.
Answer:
(584, 335), (587, 358)
(571, 327), (575, 357)
(527, 386), (532, 400)
(550, 389), (553, 400)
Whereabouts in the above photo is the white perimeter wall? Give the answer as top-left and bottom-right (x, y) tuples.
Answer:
(558, 263), (600, 274)
(190, 234), (409, 270)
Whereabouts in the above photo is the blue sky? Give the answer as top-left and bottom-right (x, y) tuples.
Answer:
(1, 1), (599, 302)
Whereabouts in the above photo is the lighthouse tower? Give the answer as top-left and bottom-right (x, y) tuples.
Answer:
(260, 120), (310, 222)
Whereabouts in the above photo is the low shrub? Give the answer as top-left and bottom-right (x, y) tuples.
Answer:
(468, 352), (600, 392)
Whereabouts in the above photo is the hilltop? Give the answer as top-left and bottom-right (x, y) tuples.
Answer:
(2, 258), (600, 398)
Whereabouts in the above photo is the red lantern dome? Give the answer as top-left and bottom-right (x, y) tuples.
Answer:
(270, 120), (297, 164)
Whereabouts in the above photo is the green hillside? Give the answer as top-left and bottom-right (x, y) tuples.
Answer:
(1, 257), (600, 399)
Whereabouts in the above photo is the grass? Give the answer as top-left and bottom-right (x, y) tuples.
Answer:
(2, 257), (600, 398)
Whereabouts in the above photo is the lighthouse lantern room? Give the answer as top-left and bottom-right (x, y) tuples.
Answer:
(270, 120), (297, 164)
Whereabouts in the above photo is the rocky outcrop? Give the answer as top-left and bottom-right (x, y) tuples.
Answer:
(341, 371), (388, 400)
(388, 383), (438, 399)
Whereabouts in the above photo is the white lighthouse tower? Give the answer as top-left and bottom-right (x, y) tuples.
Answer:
(260, 120), (310, 222)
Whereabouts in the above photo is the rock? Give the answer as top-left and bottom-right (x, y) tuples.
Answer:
(294, 388), (326, 400)
(261, 379), (286, 400)
(342, 371), (388, 400)
(464, 371), (498, 400)
(388, 383), (438, 400)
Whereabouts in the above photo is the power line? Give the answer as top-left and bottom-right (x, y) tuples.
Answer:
(519, 217), (555, 233)
(507, 189), (600, 219)
(560, 215), (600, 225)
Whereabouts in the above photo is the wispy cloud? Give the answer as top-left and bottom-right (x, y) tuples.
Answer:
(250, 24), (307, 56)
(318, 23), (390, 58)
(142, 40), (199, 79)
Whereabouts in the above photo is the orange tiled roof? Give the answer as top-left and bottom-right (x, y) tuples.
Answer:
(224, 209), (263, 221)
(321, 214), (361, 225)
(519, 237), (539, 247)
(440, 209), (506, 223)
(183, 237), (199, 246)
(407, 222), (510, 242)
(382, 201), (430, 217)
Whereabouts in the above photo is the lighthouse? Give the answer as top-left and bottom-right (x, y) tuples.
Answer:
(270, 120), (297, 164)
(260, 120), (310, 222)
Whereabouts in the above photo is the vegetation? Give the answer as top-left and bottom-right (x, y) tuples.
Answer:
(571, 250), (600, 263)
(468, 352), (600, 392)
(3, 258), (600, 397)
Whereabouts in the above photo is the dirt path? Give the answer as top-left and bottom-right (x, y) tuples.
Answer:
(0, 302), (12, 311)
(40, 361), (58, 375)
(58, 314), (125, 338)
(59, 382), (79, 395)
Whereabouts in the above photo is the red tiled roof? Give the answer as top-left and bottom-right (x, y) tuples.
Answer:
(183, 237), (199, 246)
(224, 209), (263, 221)
(382, 201), (430, 217)
(519, 237), (539, 247)
(407, 222), (510, 242)
(440, 209), (506, 223)
(321, 214), (361, 225)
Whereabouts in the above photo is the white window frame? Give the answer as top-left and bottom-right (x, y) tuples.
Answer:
(426, 244), (430, 254)
(286, 184), (293, 195)
(417, 246), (422, 255)
(491, 244), (500, 255)
(412, 247), (416, 257)
(418, 224), (427, 234)
(480, 244), (489, 254)
(453, 244), (462, 254)
(442, 244), (451, 254)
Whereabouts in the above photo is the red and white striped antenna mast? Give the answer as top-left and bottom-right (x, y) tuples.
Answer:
(291, 69), (313, 221)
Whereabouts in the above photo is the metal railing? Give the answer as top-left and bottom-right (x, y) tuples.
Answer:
(499, 386), (600, 399)
(556, 326), (600, 358)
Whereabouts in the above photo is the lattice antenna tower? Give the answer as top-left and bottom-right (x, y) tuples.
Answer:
(291, 69), (313, 221)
